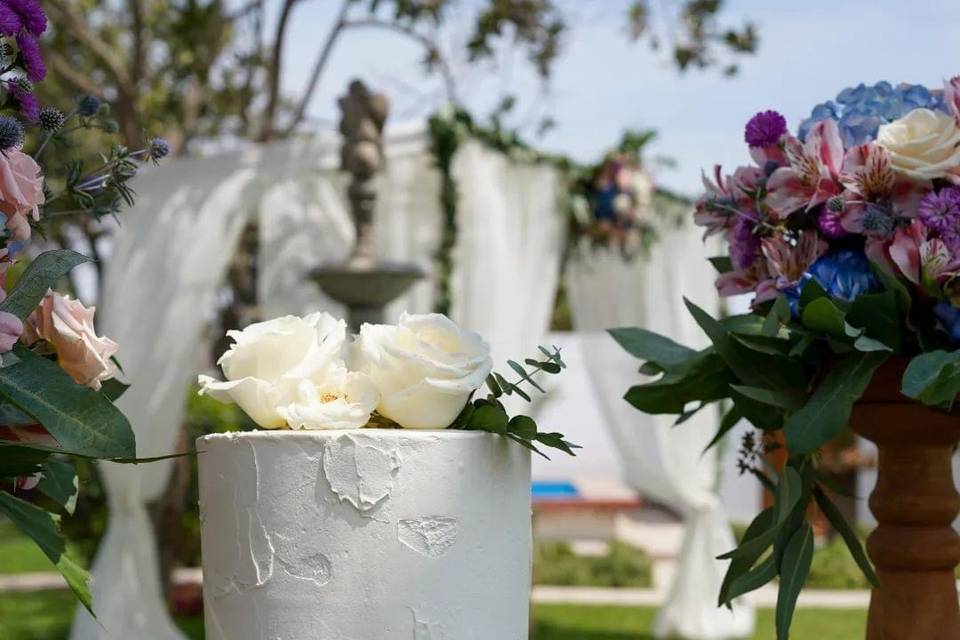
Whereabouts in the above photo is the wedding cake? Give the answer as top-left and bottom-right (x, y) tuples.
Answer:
(195, 311), (575, 639)
(198, 429), (531, 639)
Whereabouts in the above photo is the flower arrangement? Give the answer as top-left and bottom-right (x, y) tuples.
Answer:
(612, 78), (960, 638)
(0, 0), (166, 612)
(199, 311), (578, 458)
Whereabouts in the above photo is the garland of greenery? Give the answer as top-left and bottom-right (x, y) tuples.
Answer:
(425, 106), (689, 317)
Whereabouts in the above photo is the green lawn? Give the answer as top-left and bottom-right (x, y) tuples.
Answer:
(0, 592), (866, 640)
(0, 523), (88, 575)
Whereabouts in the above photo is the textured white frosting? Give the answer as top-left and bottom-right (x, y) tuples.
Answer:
(197, 429), (531, 639)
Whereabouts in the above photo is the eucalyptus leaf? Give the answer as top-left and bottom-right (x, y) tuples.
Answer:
(814, 486), (878, 588)
(776, 522), (815, 640)
(718, 507), (775, 606)
(38, 458), (79, 515)
(729, 385), (805, 411)
(468, 404), (509, 435)
(508, 415), (537, 439)
(784, 351), (888, 455)
(801, 297), (847, 338)
(708, 256), (734, 274)
(608, 327), (697, 369)
(0, 250), (92, 320)
(703, 406), (742, 453)
(902, 350), (960, 406)
(847, 291), (900, 352)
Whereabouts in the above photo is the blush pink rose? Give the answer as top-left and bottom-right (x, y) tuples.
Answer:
(0, 149), (44, 241)
(0, 274), (22, 354)
(22, 291), (118, 390)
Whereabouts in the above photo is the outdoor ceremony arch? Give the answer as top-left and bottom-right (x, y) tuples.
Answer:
(70, 125), (754, 640)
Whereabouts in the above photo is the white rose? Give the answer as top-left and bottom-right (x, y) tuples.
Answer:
(276, 361), (379, 430)
(353, 312), (493, 429)
(198, 312), (348, 429)
(877, 109), (960, 181)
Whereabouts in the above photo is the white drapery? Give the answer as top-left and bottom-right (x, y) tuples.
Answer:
(565, 208), (756, 638)
(449, 140), (566, 359)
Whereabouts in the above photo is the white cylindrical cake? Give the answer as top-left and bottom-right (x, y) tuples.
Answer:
(197, 430), (531, 639)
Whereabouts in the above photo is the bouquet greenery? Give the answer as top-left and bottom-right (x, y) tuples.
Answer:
(613, 79), (960, 638)
(0, 0), (165, 611)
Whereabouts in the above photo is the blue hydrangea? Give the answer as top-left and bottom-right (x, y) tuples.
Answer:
(798, 82), (949, 146)
(781, 249), (881, 316)
(934, 302), (960, 342)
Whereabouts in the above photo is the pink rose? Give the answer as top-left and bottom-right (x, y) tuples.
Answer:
(22, 291), (118, 390)
(0, 274), (22, 354)
(0, 149), (44, 241)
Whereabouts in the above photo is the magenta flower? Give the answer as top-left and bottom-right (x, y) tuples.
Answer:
(4, 0), (46, 36)
(0, 2), (21, 35)
(918, 187), (960, 255)
(745, 110), (787, 148)
(729, 212), (762, 270)
(16, 31), (45, 82)
(765, 120), (844, 219)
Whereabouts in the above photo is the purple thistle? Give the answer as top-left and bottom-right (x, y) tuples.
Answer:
(919, 187), (960, 254)
(745, 110), (787, 148)
(7, 80), (38, 121)
(730, 212), (762, 270)
(818, 208), (847, 239)
(0, 3), (21, 35)
(4, 0), (46, 36)
(16, 31), (44, 82)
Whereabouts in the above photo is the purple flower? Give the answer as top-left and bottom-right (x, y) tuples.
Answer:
(745, 110), (787, 148)
(16, 31), (44, 82)
(0, 3), (21, 35)
(730, 212), (761, 270)
(4, 0), (46, 36)
(818, 208), (847, 239)
(918, 187), (960, 254)
(7, 80), (38, 121)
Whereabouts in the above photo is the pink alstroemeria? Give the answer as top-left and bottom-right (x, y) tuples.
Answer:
(749, 141), (788, 169)
(765, 120), (844, 219)
(888, 219), (927, 286)
(715, 260), (775, 300)
(694, 165), (737, 237)
(945, 76), (960, 123)
(887, 219), (960, 295)
(761, 231), (828, 288)
(838, 143), (930, 231)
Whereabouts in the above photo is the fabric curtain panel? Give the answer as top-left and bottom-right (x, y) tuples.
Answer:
(565, 215), (756, 639)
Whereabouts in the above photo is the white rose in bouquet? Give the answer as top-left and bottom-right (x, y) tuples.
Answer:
(198, 312), (357, 428)
(354, 312), (493, 429)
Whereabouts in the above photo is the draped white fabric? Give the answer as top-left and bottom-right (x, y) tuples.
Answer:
(565, 211), (756, 638)
(449, 140), (566, 361)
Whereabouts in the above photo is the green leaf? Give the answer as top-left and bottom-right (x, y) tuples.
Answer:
(539, 362), (562, 374)
(467, 403), (510, 435)
(703, 406), (742, 453)
(485, 374), (503, 398)
(719, 507), (775, 606)
(727, 554), (777, 602)
(814, 486), (878, 588)
(708, 256), (734, 274)
(801, 297), (847, 338)
(534, 431), (579, 456)
(799, 278), (827, 308)
(608, 327), (697, 369)
(719, 468), (802, 562)
(902, 350), (960, 406)
(624, 352), (734, 414)
(762, 296), (791, 337)
(0, 491), (92, 612)
(847, 291), (900, 352)
(730, 386), (785, 431)
(853, 335), (893, 353)
(506, 433), (549, 459)
(0, 345), (135, 459)
(685, 298), (805, 390)
(776, 522), (815, 640)
(729, 385), (805, 411)
(0, 250), (92, 319)
(0, 443), (49, 477)
(38, 457), (79, 515)
(100, 378), (130, 403)
(784, 351), (889, 455)
(873, 262), (911, 316)
(508, 415), (537, 439)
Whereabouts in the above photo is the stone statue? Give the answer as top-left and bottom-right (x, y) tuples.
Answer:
(338, 80), (389, 267)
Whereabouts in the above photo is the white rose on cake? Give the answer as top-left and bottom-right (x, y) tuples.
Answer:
(353, 312), (493, 429)
(198, 312), (376, 429)
(276, 361), (379, 430)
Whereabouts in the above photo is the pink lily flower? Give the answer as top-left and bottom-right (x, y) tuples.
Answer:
(945, 76), (960, 123)
(761, 231), (828, 288)
(838, 143), (930, 231)
(694, 165), (735, 237)
(888, 219), (927, 286)
(766, 120), (844, 219)
(715, 261), (774, 299)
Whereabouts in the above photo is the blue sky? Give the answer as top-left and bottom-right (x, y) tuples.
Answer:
(273, 0), (960, 196)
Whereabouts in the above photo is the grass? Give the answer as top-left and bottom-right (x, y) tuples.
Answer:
(534, 540), (653, 588)
(0, 523), (89, 575)
(0, 592), (867, 640)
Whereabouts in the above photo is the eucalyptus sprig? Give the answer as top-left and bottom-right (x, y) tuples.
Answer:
(452, 345), (579, 458)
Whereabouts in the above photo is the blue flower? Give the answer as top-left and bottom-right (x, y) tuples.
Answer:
(781, 249), (881, 316)
(798, 81), (950, 144)
(934, 302), (960, 342)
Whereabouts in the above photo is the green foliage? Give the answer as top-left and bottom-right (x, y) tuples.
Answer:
(902, 350), (960, 407)
(0, 250), (92, 320)
(533, 540), (652, 588)
(454, 346), (578, 458)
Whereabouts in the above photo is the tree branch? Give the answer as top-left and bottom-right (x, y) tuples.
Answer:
(258, 0), (303, 142)
(46, 51), (105, 98)
(284, 14), (458, 136)
(128, 0), (146, 85)
(46, 0), (132, 89)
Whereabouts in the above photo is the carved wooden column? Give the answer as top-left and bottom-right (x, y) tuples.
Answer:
(849, 359), (960, 640)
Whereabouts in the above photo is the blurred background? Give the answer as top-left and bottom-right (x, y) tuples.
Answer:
(4, 1), (960, 638)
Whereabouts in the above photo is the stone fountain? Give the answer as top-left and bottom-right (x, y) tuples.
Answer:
(309, 79), (424, 331)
